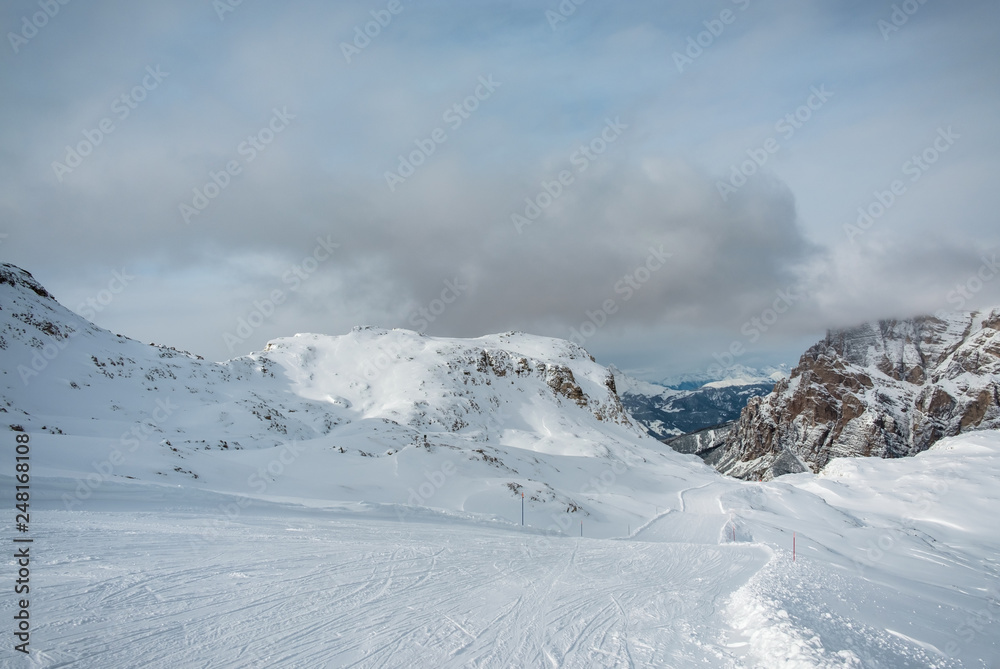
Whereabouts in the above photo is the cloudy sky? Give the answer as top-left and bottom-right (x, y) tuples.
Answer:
(2, 0), (998, 380)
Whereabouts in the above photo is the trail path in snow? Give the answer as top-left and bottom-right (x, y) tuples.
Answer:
(11, 507), (769, 669)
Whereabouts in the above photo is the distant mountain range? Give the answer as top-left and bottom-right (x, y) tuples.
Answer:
(609, 364), (786, 440)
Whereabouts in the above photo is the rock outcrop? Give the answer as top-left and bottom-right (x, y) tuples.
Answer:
(662, 421), (735, 465)
(716, 308), (1000, 480)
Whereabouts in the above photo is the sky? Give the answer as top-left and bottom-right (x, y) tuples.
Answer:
(2, 0), (999, 381)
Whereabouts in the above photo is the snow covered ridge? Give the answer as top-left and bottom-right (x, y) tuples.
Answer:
(1, 263), (643, 445)
(658, 363), (789, 391)
(717, 308), (1000, 480)
(2, 262), (690, 522)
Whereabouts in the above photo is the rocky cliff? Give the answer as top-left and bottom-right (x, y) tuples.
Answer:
(716, 308), (1000, 480)
(662, 420), (734, 465)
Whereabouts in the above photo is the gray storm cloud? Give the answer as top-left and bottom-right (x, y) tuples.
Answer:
(1, 0), (998, 372)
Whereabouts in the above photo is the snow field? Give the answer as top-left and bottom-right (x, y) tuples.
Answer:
(3, 430), (998, 668)
(5, 495), (771, 668)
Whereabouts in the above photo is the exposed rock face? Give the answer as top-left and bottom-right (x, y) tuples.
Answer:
(716, 308), (1000, 480)
(663, 421), (735, 465)
(470, 343), (631, 425)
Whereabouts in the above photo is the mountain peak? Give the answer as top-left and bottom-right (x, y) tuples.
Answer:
(0, 263), (55, 301)
(1, 263), (648, 462)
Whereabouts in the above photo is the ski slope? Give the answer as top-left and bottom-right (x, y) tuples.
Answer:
(2, 265), (999, 667)
(4, 431), (999, 668)
(10, 492), (768, 668)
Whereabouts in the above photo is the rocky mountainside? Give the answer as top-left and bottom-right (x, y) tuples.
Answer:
(662, 421), (735, 464)
(716, 308), (1000, 480)
(3, 263), (713, 526)
(610, 365), (782, 440)
(2, 263), (640, 448)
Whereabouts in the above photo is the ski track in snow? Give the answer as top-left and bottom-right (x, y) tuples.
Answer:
(2, 466), (998, 669)
(8, 509), (769, 669)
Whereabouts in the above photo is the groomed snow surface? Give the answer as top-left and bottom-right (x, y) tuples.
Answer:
(4, 431), (999, 668)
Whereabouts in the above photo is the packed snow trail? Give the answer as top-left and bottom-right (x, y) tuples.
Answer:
(8, 503), (769, 669)
(4, 459), (998, 668)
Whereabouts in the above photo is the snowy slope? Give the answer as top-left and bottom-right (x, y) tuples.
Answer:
(1, 262), (713, 533)
(3, 263), (999, 667)
(4, 431), (999, 667)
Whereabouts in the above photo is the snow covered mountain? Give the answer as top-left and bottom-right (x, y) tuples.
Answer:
(610, 365), (783, 440)
(4, 263), (1000, 667)
(716, 308), (1000, 480)
(658, 364), (788, 392)
(1, 263), (712, 529)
